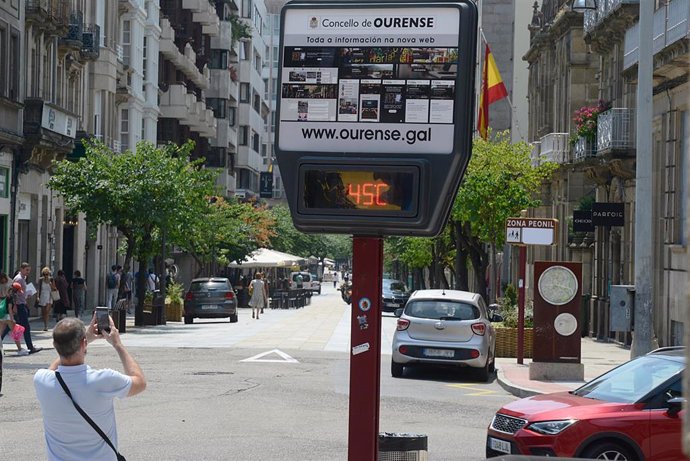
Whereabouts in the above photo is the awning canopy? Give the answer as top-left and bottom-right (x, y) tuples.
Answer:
(228, 248), (305, 268)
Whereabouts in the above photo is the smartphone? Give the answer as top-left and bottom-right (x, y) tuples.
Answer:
(96, 307), (111, 334)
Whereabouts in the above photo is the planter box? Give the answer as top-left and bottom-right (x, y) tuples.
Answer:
(165, 302), (183, 322)
(495, 327), (533, 358)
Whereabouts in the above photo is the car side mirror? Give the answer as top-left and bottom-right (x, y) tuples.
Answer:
(394, 308), (403, 318)
(667, 396), (685, 417)
(490, 313), (503, 323)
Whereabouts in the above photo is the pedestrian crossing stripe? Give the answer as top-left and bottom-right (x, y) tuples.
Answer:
(240, 349), (299, 363)
(447, 383), (496, 396)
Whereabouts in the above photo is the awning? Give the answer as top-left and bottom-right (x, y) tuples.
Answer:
(228, 248), (305, 268)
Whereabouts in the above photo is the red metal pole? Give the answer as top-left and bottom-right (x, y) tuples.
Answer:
(348, 237), (383, 461)
(517, 245), (526, 365)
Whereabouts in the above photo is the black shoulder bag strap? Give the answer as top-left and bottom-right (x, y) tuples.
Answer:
(55, 371), (126, 461)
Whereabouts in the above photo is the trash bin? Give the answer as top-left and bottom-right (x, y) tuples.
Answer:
(379, 433), (428, 461)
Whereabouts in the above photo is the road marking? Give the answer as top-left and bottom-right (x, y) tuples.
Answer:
(447, 383), (497, 396)
(240, 349), (299, 363)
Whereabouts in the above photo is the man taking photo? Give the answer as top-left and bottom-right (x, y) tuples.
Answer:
(34, 314), (146, 461)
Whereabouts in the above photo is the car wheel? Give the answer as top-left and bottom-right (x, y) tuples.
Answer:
(391, 360), (404, 378)
(582, 441), (636, 460)
(229, 313), (238, 323)
(184, 315), (193, 324)
(488, 351), (496, 373)
(475, 356), (491, 382)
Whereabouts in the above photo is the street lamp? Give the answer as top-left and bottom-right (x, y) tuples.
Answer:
(570, 0), (597, 12)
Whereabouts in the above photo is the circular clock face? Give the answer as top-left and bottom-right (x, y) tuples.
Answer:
(538, 265), (579, 306)
(554, 313), (578, 336)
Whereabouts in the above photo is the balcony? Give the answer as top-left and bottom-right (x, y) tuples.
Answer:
(60, 11), (83, 50)
(81, 24), (100, 61)
(182, 0), (220, 36)
(596, 108), (635, 154)
(624, 0), (689, 70)
(160, 19), (209, 89)
(203, 147), (228, 169)
(119, 0), (143, 14)
(572, 137), (597, 162)
(539, 133), (570, 164)
(160, 83), (216, 138)
(236, 146), (262, 172)
(211, 20), (233, 52)
(583, 0), (639, 35)
(26, 0), (70, 34)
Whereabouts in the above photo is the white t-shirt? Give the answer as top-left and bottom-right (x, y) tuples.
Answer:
(34, 364), (132, 461)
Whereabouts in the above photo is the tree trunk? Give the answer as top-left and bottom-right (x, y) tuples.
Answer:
(489, 242), (497, 304)
(453, 222), (470, 291)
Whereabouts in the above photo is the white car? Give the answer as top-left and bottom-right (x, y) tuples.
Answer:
(391, 289), (498, 381)
(289, 271), (320, 294)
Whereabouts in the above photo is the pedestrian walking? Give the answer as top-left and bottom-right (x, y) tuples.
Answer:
(248, 272), (268, 320)
(0, 263), (42, 355)
(333, 271), (339, 288)
(105, 265), (120, 309)
(54, 270), (71, 320)
(0, 277), (26, 355)
(37, 267), (57, 331)
(146, 269), (159, 293)
(121, 266), (133, 314)
(34, 314), (146, 460)
(70, 271), (87, 319)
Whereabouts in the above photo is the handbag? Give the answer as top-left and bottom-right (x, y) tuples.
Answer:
(10, 324), (24, 341)
(0, 298), (6, 318)
(51, 289), (61, 302)
(55, 372), (127, 461)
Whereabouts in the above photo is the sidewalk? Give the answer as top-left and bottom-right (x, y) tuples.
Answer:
(496, 337), (632, 398)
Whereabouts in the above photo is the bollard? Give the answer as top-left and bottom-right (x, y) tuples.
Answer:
(378, 433), (427, 461)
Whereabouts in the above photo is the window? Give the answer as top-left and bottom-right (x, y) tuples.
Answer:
(680, 111), (688, 245)
(253, 93), (260, 113)
(272, 45), (279, 66)
(242, 0), (252, 18)
(141, 119), (146, 141)
(209, 50), (228, 69)
(240, 41), (250, 61)
(142, 36), (147, 83)
(240, 83), (250, 103)
(0, 167), (8, 198)
(0, 27), (5, 98)
(120, 109), (129, 152)
(207, 98), (227, 119)
(263, 78), (269, 100)
(252, 130), (259, 152)
(228, 106), (236, 126)
(254, 53), (262, 73)
(238, 125), (248, 145)
(122, 20), (131, 66)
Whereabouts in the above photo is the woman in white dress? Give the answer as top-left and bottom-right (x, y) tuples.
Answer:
(248, 272), (268, 320)
(36, 267), (55, 331)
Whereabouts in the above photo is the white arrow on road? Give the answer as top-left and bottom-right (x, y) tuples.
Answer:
(240, 349), (299, 363)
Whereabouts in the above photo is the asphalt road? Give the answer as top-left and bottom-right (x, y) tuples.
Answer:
(1, 285), (516, 460)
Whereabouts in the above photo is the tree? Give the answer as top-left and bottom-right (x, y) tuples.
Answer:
(49, 140), (218, 325)
(175, 196), (275, 277)
(451, 132), (557, 302)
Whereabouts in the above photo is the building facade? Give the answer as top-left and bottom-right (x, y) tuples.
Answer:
(525, 0), (689, 347)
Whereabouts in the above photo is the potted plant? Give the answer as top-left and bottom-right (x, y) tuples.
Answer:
(494, 285), (534, 358)
(570, 100), (611, 148)
(165, 282), (184, 321)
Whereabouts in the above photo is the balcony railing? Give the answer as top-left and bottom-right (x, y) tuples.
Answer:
(81, 24), (100, 61)
(539, 133), (570, 164)
(584, 0), (639, 34)
(572, 137), (597, 162)
(62, 11), (83, 46)
(624, 0), (689, 69)
(596, 108), (635, 153)
(26, 0), (70, 32)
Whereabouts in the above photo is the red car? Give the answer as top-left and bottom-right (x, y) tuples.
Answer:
(487, 347), (687, 460)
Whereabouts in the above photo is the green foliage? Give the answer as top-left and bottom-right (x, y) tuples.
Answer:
(452, 131), (557, 248)
(503, 283), (517, 306)
(268, 204), (351, 261)
(499, 301), (534, 329)
(166, 282), (184, 305)
(578, 195), (595, 211)
(49, 139), (218, 264)
(228, 14), (252, 45)
(385, 236), (433, 269)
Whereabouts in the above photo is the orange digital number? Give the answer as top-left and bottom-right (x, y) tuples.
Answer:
(348, 181), (390, 207)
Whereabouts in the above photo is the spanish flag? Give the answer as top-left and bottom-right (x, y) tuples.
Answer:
(477, 44), (508, 140)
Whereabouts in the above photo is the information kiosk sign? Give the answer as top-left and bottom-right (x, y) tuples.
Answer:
(276, 0), (478, 236)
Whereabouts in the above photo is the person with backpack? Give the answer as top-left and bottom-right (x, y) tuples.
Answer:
(105, 266), (120, 309)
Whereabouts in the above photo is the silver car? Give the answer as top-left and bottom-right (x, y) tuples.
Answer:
(391, 289), (497, 381)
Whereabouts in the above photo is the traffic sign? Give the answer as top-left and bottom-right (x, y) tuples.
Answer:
(506, 217), (558, 246)
(275, 0), (478, 236)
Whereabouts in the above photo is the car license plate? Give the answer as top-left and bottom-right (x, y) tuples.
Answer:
(424, 348), (454, 358)
(201, 305), (218, 310)
(489, 437), (511, 454)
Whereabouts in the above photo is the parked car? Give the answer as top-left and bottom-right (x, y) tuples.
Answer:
(391, 289), (497, 381)
(381, 279), (411, 312)
(289, 271), (316, 294)
(486, 347), (686, 459)
(310, 273), (321, 295)
(183, 277), (238, 324)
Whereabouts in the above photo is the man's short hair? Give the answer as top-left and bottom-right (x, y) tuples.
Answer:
(53, 318), (86, 358)
(20, 262), (30, 269)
